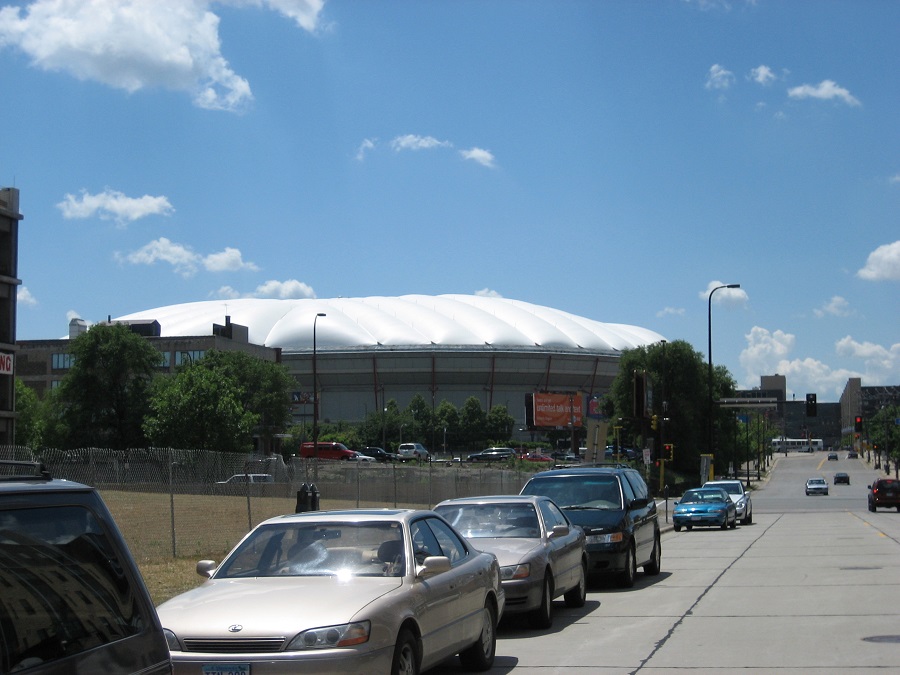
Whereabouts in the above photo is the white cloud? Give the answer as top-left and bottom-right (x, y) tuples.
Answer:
(890, 174), (900, 185)
(656, 306), (685, 318)
(17, 286), (37, 306)
(120, 237), (257, 277)
(788, 80), (861, 107)
(57, 188), (174, 226)
(705, 64), (734, 90)
(748, 65), (776, 86)
(699, 281), (747, 307)
(460, 147), (496, 168)
(474, 288), (502, 298)
(857, 240), (900, 281)
(0, 0), (324, 112)
(355, 138), (376, 162)
(390, 134), (452, 152)
(813, 295), (851, 318)
(214, 279), (316, 299)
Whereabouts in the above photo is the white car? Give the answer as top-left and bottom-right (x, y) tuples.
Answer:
(397, 442), (431, 461)
(703, 479), (753, 525)
(806, 477), (829, 496)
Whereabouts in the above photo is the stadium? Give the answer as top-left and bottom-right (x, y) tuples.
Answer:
(115, 294), (666, 444)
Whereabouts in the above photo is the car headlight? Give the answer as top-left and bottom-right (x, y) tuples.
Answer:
(287, 621), (371, 650)
(499, 563), (530, 580)
(163, 629), (182, 651)
(585, 532), (624, 545)
(736, 498), (746, 508)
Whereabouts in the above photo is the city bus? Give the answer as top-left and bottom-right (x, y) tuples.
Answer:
(770, 437), (823, 453)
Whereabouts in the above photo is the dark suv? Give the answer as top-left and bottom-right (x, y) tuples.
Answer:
(0, 460), (171, 674)
(868, 477), (900, 512)
(520, 466), (660, 588)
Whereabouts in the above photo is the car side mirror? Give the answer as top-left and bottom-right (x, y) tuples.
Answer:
(196, 560), (218, 578)
(548, 524), (569, 539)
(630, 497), (649, 509)
(417, 555), (451, 578)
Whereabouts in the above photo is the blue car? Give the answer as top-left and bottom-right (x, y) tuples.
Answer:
(673, 487), (737, 531)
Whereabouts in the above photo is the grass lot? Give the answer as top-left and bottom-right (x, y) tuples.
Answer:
(100, 490), (392, 606)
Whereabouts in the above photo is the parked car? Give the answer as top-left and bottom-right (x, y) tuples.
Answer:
(468, 447), (516, 462)
(397, 442), (431, 461)
(157, 508), (504, 674)
(348, 451), (376, 462)
(673, 487), (737, 531)
(521, 453), (554, 463)
(805, 477), (829, 495)
(867, 478), (900, 511)
(827, 452), (839, 461)
(834, 472), (850, 485)
(359, 446), (400, 462)
(519, 466), (661, 588)
(0, 460), (171, 675)
(299, 441), (357, 460)
(847, 450), (859, 459)
(434, 495), (587, 629)
(703, 479), (753, 525)
(217, 473), (274, 484)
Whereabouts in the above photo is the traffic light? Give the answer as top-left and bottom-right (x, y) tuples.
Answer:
(854, 416), (863, 432)
(664, 443), (674, 461)
(805, 393), (817, 417)
(651, 415), (658, 431)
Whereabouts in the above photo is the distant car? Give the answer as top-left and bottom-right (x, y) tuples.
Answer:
(806, 477), (829, 495)
(434, 495), (587, 629)
(703, 479), (753, 525)
(468, 447), (516, 462)
(217, 473), (274, 484)
(359, 446), (399, 462)
(550, 451), (578, 462)
(868, 478), (900, 512)
(520, 466), (661, 588)
(348, 451), (376, 462)
(521, 453), (554, 463)
(834, 472), (850, 485)
(673, 487), (737, 531)
(397, 442), (431, 461)
(827, 452), (839, 461)
(0, 460), (171, 675)
(157, 508), (505, 674)
(847, 451), (859, 459)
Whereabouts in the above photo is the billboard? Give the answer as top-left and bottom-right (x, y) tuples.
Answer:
(526, 392), (583, 428)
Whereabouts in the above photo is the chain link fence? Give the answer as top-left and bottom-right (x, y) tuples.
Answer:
(1, 446), (535, 561)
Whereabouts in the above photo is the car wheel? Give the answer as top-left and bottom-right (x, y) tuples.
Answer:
(742, 509), (752, 525)
(391, 628), (419, 675)
(619, 542), (636, 588)
(459, 602), (496, 671)
(643, 532), (661, 576)
(730, 514), (737, 529)
(529, 573), (554, 629)
(564, 559), (587, 607)
(673, 524), (682, 532)
(685, 524), (693, 531)
(869, 502), (876, 512)
(720, 516), (728, 530)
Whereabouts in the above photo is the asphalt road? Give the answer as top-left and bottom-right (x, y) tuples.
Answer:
(431, 452), (900, 674)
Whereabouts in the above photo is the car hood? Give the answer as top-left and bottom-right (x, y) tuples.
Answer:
(675, 503), (727, 513)
(560, 508), (624, 532)
(468, 538), (542, 566)
(157, 576), (401, 635)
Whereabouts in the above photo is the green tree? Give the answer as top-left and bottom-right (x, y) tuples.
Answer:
(56, 323), (162, 450)
(144, 366), (258, 452)
(459, 396), (487, 451)
(434, 400), (460, 454)
(14, 378), (40, 447)
(485, 404), (514, 444)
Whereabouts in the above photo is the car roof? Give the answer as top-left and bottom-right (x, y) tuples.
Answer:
(434, 495), (550, 508)
(257, 508), (438, 527)
(527, 466), (630, 478)
(0, 460), (93, 494)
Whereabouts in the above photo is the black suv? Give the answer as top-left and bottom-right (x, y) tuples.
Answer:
(0, 460), (171, 674)
(520, 466), (661, 588)
(868, 477), (900, 512)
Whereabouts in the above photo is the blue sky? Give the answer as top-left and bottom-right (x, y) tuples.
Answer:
(1, 0), (897, 403)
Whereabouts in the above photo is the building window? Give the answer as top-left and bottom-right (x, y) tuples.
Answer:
(175, 350), (205, 366)
(159, 351), (171, 368)
(51, 353), (75, 370)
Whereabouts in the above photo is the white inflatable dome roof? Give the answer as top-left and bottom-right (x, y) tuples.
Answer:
(115, 294), (665, 353)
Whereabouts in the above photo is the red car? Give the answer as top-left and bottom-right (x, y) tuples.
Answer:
(521, 453), (554, 462)
(868, 478), (900, 512)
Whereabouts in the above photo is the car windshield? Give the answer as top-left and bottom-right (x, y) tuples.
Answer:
(436, 503), (540, 538)
(681, 490), (726, 504)
(216, 521), (406, 578)
(522, 475), (622, 510)
(710, 483), (741, 495)
(809, 479), (826, 485)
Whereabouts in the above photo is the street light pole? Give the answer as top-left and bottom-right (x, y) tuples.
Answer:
(312, 312), (326, 470)
(708, 284), (740, 466)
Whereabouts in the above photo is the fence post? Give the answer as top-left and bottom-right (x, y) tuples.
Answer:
(168, 447), (176, 558)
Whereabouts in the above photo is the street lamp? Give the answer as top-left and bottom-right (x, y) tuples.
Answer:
(708, 284), (740, 463)
(312, 313), (326, 462)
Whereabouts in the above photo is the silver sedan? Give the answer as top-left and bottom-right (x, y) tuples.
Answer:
(434, 495), (587, 629)
(157, 509), (505, 675)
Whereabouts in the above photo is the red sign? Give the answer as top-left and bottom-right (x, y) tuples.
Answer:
(532, 392), (583, 428)
(0, 353), (12, 375)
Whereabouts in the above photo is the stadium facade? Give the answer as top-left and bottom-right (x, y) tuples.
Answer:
(111, 295), (666, 443)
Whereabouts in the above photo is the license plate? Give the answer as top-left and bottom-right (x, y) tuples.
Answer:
(885, 492), (896, 497)
(691, 515), (702, 521)
(202, 665), (250, 675)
